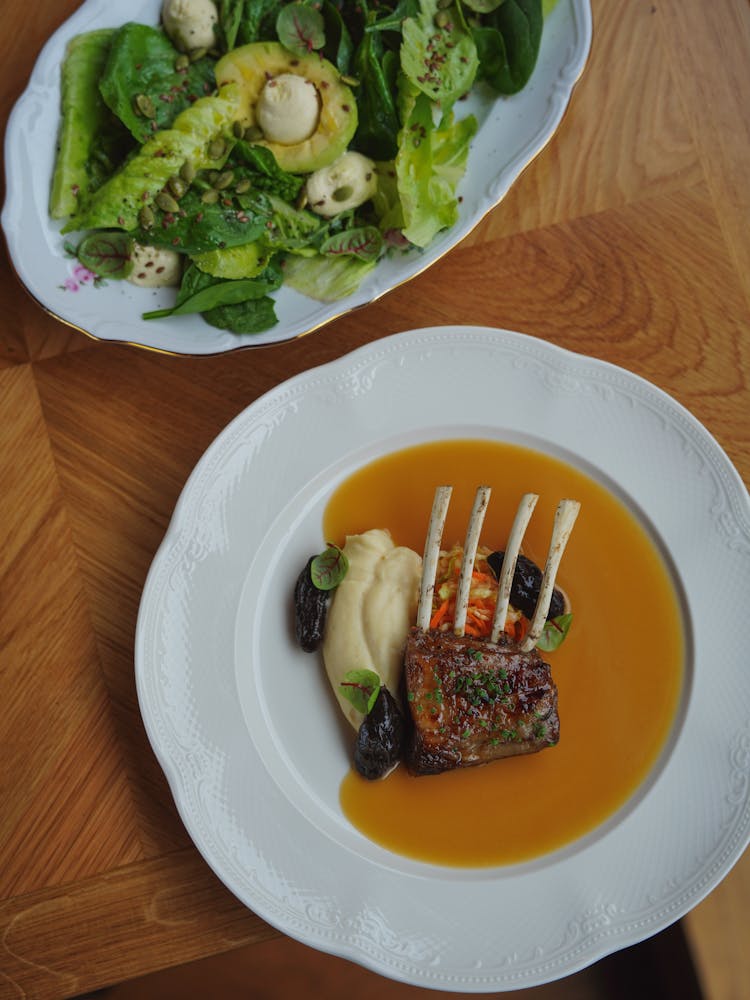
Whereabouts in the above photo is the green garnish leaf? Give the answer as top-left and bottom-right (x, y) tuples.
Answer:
(276, 3), (325, 55)
(537, 613), (573, 652)
(340, 668), (381, 715)
(310, 543), (349, 590)
(77, 231), (133, 278)
(320, 226), (383, 262)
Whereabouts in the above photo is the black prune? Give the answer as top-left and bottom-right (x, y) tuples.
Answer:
(487, 551), (565, 621)
(354, 687), (406, 780)
(293, 556), (329, 652)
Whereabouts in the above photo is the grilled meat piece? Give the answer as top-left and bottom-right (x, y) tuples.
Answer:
(404, 627), (559, 776)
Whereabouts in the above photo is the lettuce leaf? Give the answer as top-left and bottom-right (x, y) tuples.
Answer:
(391, 78), (476, 249)
(281, 252), (377, 301)
(400, 0), (478, 117)
(50, 29), (130, 219)
(62, 84), (241, 233)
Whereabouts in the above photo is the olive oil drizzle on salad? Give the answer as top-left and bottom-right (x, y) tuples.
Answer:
(51, 0), (552, 336)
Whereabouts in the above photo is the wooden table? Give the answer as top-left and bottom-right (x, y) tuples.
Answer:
(1, 1), (748, 997)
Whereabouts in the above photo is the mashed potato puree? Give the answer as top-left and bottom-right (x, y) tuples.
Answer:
(322, 529), (421, 730)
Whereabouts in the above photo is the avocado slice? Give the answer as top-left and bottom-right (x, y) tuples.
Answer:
(215, 42), (357, 174)
(61, 84), (241, 233)
(50, 29), (116, 219)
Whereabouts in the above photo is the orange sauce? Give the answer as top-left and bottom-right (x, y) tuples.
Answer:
(324, 439), (685, 867)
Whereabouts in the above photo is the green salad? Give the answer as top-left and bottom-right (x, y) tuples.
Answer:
(52, 0), (554, 336)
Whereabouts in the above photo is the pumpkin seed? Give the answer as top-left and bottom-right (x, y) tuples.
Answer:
(138, 206), (155, 229)
(340, 74), (360, 87)
(179, 160), (196, 184)
(174, 53), (190, 72)
(133, 93), (156, 119)
(235, 178), (251, 194)
(332, 185), (354, 203)
(435, 10), (451, 28)
(232, 121), (245, 139)
(243, 125), (263, 142)
(155, 191), (180, 213)
(189, 47), (208, 62)
(167, 175), (187, 198)
(208, 138), (227, 160)
(214, 170), (234, 190)
(295, 189), (309, 211)
(201, 189), (220, 204)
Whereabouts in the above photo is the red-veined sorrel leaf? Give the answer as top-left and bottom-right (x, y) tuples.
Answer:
(310, 543), (349, 590)
(320, 226), (383, 261)
(339, 668), (381, 715)
(77, 232), (134, 278)
(276, 3), (325, 55)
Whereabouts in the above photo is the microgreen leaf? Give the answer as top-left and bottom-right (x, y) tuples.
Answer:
(536, 613), (573, 652)
(340, 668), (381, 715)
(310, 544), (348, 590)
(77, 232), (133, 279)
(276, 3), (325, 55)
(320, 226), (383, 261)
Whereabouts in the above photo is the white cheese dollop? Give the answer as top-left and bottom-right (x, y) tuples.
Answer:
(305, 151), (378, 218)
(162, 0), (218, 52)
(256, 73), (321, 145)
(128, 243), (182, 288)
(322, 529), (421, 731)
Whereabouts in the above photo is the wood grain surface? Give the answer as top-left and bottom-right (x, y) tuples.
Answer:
(1, 1), (749, 998)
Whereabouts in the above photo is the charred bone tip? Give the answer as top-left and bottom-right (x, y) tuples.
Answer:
(490, 492), (539, 643)
(520, 498), (580, 651)
(453, 485), (491, 636)
(416, 485), (452, 631)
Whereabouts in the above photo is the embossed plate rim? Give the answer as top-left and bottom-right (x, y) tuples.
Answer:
(135, 326), (750, 990)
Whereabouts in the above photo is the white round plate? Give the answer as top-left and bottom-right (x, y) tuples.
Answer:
(135, 326), (750, 991)
(2, 1), (591, 355)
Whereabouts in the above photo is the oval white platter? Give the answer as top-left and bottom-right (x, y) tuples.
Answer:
(135, 325), (750, 991)
(2, 1), (591, 355)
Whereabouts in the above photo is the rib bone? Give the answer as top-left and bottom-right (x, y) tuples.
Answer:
(520, 499), (581, 652)
(416, 485), (452, 631)
(453, 486), (492, 636)
(490, 492), (539, 643)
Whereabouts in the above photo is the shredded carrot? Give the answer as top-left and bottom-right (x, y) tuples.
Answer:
(430, 599), (450, 630)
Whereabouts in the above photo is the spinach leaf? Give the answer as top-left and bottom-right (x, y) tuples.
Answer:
(236, 0), (282, 45)
(216, 0), (244, 51)
(134, 188), (270, 254)
(143, 259), (283, 320)
(321, 1), (354, 74)
(353, 27), (400, 160)
(203, 295), (278, 333)
(366, 0), (421, 33)
(230, 142), (304, 201)
(471, 0), (543, 94)
(99, 23), (215, 143)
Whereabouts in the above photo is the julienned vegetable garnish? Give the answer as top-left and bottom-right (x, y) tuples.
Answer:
(50, 0), (555, 336)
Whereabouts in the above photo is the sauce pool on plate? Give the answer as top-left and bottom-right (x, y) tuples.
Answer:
(323, 439), (685, 867)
